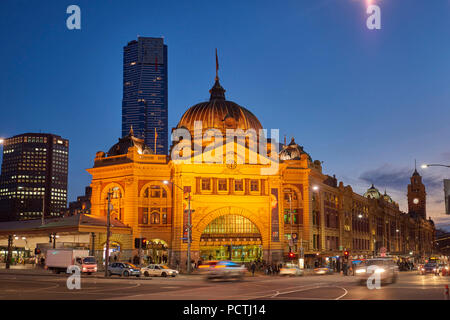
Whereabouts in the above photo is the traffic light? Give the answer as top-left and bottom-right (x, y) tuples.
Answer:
(344, 250), (349, 258)
(134, 238), (147, 249)
(288, 251), (295, 259)
(34, 248), (41, 255)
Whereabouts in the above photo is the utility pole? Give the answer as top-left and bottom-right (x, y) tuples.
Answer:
(289, 194), (293, 252)
(41, 193), (45, 225)
(90, 232), (96, 256)
(104, 191), (112, 277)
(139, 233), (142, 267)
(187, 190), (192, 274)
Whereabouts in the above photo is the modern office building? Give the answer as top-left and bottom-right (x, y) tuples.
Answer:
(0, 133), (69, 221)
(122, 37), (168, 155)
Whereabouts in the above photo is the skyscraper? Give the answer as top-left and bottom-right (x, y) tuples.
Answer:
(0, 133), (69, 221)
(122, 37), (168, 155)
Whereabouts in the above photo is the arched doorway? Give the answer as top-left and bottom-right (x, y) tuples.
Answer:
(199, 215), (262, 262)
(145, 239), (168, 264)
(103, 241), (121, 262)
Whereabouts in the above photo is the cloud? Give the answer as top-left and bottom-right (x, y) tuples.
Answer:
(359, 163), (443, 191)
(357, 163), (448, 228)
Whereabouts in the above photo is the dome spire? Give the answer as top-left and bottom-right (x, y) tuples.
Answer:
(209, 49), (226, 100)
(215, 48), (219, 81)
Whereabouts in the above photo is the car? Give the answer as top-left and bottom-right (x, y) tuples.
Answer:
(419, 263), (438, 275)
(107, 262), (141, 277)
(313, 267), (332, 275)
(280, 264), (303, 276)
(355, 258), (399, 285)
(197, 261), (219, 274)
(141, 264), (179, 277)
(441, 264), (450, 276)
(205, 261), (246, 281)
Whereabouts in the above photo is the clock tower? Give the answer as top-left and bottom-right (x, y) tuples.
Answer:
(407, 168), (427, 218)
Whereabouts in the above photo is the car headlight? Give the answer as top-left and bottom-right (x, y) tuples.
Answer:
(355, 269), (366, 274)
(374, 268), (385, 274)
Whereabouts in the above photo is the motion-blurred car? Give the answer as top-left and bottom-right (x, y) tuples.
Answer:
(107, 262), (141, 277)
(313, 267), (332, 275)
(141, 264), (178, 277)
(419, 263), (438, 275)
(355, 258), (398, 285)
(197, 261), (219, 274)
(205, 261), (246, 281)
(437, 264), (449, 276)
(280, 264), (303, 276)
(443, 264), (450, 276)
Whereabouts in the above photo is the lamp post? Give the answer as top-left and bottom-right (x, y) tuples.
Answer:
(164, 180), (192, 274)
(104, 191), (112, 277)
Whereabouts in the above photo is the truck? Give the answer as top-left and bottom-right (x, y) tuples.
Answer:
(45, 249), (97, 274)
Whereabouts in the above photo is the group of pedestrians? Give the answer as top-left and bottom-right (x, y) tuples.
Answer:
(247, 260), (282, 276)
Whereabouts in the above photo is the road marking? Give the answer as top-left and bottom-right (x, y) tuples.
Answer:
(334, 286), (348, 300)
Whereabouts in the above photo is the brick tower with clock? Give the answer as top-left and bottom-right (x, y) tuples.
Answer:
(407, 168), (427, 218)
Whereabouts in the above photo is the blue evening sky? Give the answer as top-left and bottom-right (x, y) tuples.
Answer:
(0, 0), (449, 227)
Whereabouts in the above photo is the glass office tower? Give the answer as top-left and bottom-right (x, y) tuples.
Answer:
(0, 133), (69, 221)
(122, 37), (168, 155)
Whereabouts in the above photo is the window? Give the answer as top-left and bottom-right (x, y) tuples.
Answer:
(151, 185), (161, 198)
(234, 179), (243, 192)
(218, 179), (227, 191)
(142, 211), (148, 224)
(150, 212), (160, 224)
(250, 180), (259, 192)
(201, 179), (211, 191)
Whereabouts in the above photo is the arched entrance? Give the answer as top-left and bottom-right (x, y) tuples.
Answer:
(199, 215), (262, 262)
(144, 239), (168, 264)
(103, 241), (121, 262)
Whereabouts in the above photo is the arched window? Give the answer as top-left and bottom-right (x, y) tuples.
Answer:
(143, 185), (167, 198)
(150, 212), (160, 224)
(202, 215), (260, 236)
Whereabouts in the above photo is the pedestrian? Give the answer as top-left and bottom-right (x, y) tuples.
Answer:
(251, 262), (256, 276)
(342, 263), (347, 276)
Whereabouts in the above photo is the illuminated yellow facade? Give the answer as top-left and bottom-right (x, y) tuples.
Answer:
(87, 78), (435, 270)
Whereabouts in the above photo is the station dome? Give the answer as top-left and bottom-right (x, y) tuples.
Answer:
(176, 79), (263, 136)
(363, 184), (382, 199)
(107, 127), (153, 156)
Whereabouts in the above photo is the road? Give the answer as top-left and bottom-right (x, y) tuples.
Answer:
(0, 271), (448, 300)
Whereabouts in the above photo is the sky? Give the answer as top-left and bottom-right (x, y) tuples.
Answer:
(0, 0), (449, 229)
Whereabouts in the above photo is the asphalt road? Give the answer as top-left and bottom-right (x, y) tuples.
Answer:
(0, 271), (448, 300)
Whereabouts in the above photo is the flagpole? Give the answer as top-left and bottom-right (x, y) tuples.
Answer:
(154, 128), (157, 154)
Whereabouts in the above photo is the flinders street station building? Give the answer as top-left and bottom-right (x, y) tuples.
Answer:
(0, 76), (436, 270)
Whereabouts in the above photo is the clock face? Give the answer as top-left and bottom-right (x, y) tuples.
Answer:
(413, 198), (419, 204)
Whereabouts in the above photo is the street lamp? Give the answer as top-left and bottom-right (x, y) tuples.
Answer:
(421, 163), (450, 169)
(163, 180), (192, 274)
